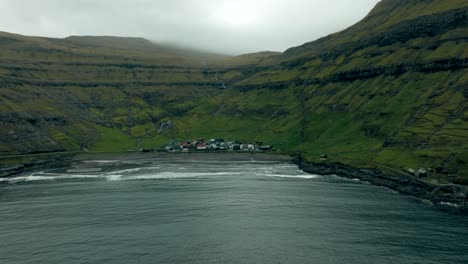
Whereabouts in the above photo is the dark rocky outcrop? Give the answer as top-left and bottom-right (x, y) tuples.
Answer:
(293, 158), (468, 212)
(0, 155), (74, 178)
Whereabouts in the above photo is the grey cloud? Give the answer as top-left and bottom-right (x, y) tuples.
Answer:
(0, 0), (380, 54)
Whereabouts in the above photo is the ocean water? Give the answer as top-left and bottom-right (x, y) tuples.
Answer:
(0, 159), (467, 264)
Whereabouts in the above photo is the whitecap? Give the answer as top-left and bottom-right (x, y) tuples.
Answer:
(327, 175), (367, 183)
(66, 168), (103, 173)
(265, 174), (321, 179)
(105, 171), (244, 181)
(439, 202), (460, 208)
(106, 167), (149, 175)
(6, 175), (56, 183)
(83, 160), (119, 163)
(106, 174), (123, 181)
(0, 173), (101, 183)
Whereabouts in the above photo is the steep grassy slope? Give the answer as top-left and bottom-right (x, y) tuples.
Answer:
(0, 32), (277, 155)
(0, 33), (201, 153)
(0, 0), (467, 184)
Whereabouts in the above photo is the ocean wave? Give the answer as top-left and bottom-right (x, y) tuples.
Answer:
(106, 171), (243, 181)
(0, 169), (247, 183)
(327, 174), (369, 184)
(82, 160), (119, 163)
(0, 174), (101, 183)
(166, 159), (280, 165)
(106, 174), (123, 181)
(439, 202), (460, 208)
(66, 168), (103, 173)
(265, 174), (321, 179)
(105, 167), (160, 175)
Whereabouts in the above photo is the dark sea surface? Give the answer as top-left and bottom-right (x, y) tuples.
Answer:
(0, 159), (467, 264)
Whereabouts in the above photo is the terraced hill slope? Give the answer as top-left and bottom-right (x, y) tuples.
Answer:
(0, 32), (273, 153)
(0, 0), (467, 184)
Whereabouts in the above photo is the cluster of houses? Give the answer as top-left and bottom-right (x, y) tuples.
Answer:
(164, 138), (273, 152)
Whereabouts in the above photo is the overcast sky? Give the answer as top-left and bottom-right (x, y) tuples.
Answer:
(0, 0), (380, 54)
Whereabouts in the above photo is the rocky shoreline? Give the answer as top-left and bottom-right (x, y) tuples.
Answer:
(293, 158), (468, 212)
(0, 155), (74, 178)
(2, 152), (467, 212)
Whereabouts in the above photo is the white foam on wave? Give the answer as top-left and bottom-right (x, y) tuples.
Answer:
(0, 168), (245, 183)
(169, 159), (280, 165)
(0, 175), (55, 183)
(265, 174), (321, 179)
(66, 168), (103, 173)
(123, 172), (199, 181)
(327, 174), (371, 184)
(106, 174), (123, 181)
(0, 173), (101, 183)
(275, 164), (299, 169)
(83, 160), (119, 163)
(105, 167), (159, 175)
(105, 171), (243, 181)
(439, 202), (460, 208)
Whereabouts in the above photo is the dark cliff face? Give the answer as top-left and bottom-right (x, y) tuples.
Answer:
(0, 0), (467, 184)
(294, 158), (468, 210)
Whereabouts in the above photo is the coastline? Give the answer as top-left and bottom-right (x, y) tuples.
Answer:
(2, 151), (467, 211)
(0, 151), (292, 178)
(293, 158), (468, 212)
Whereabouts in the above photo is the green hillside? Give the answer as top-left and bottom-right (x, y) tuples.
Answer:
(0, 0), (467, 184)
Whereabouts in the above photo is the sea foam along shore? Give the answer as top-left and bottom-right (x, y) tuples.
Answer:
(2, 151), (467, 212)
(0, 151), (293, 179)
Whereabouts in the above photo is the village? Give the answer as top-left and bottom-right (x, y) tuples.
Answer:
(164, 138), (273, 153)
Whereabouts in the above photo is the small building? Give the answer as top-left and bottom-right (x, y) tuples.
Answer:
(230, 144), (241, 151)
(259, 145), (272, 151)
(179, 142), (192, 151)
(418, 168), (428, 178)
(240, 144), (249, 151)
(165, 142), (179, 152)
(320, 154), (328, 161)
(197, 142), (208, 150)
(140, 148), (154, 153)
(209, 143), (219, 150)
(219, 142), (227, 150)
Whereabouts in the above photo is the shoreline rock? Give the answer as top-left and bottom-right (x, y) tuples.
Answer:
(0, 155), (74, 178)
(293, 158), (468, 212)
